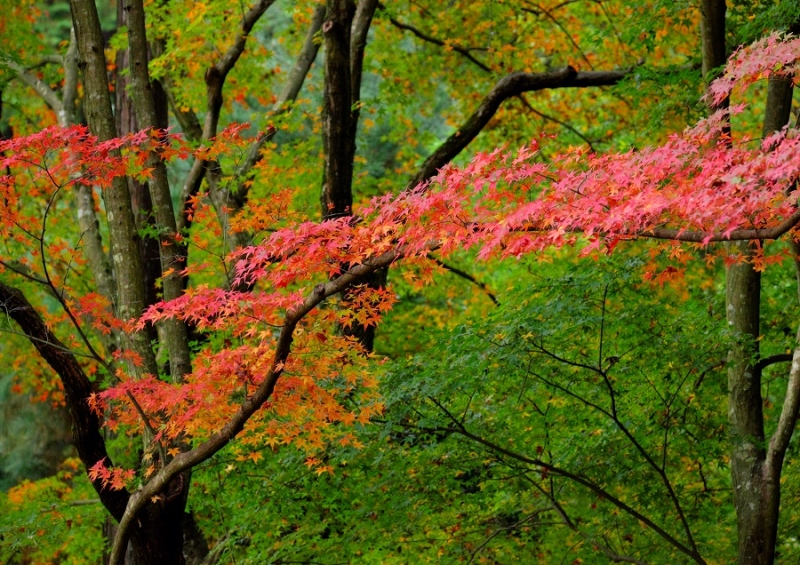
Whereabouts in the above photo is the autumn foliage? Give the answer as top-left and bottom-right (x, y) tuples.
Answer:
(2, 14), (800, 561)
(1, 34), (799, 491)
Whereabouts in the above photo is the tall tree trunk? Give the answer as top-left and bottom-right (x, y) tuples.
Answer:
(704, 0), (799, 560)
(731, 73), (797, 565)
(68, 0), (159, 377)
(126, 0), (192, 381)
(68, 0), (190, 562)
(320, 0), (385, 352)
(320, 0), (356, 220)
(115, 0), (162, 346)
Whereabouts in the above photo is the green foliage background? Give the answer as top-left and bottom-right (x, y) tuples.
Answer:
(2, 0), (800, 564)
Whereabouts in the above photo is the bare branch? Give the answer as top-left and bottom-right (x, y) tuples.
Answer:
(430, 256), (498, 305)
(351, 0), (381, 97)
(517, 207), (800, 244)
(407, 66), (628, 190)
(424, 398), (706, 564)
(755, 353), (794, 373)
(523, 1), (594, 69)
(204, 0), (276, 139)
(637, 208), (800, 242)
(178, 0), (286, 235)
(528, 478), (650, 565)
(229, 3), (327, 206)
(465, 511), (544, 564)
(385, 14), (492, 73)
(519, 93), (596, 150)
(3, 59), (65, 125)
(215, 0), (276, 79)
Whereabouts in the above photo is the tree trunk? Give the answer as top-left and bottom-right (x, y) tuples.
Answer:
(320, 0), (356, 220)
(726, 258), (770, 564)
(125, 0), (192, 380)
(68, 1), (191, 562)
(704, 0), (799, 559)
(127, 474), (188, 565)
(115, 0), (162, 346)
(320, 0), (386, 351)
(68, 0), (159, 377)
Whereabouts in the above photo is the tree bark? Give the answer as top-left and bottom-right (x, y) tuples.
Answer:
(68, 0), (159, 377)
(730, 74), (798, 565)
(706, 0), (799, 559)
(319, 0), (388, 351)
(0, 283), (130, 520)
(320, 0), (356, 220)
(125, 0), (192, 381)
(115, 0), (162, 346)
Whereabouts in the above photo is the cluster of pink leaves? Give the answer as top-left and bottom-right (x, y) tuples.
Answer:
(0, 126), (188, 243)
(5, 33), (800, 454)
(0, 125), (187, 190)
(215, 110), (799, 292)
(132, 105), (800, 437)
(708, 32), (800, 106)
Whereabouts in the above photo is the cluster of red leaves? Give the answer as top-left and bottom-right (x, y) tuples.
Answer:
(0, 126), (188, 191)
(0, 125), (189, 256)
(123, 107), (800, 451)
(95, 326), (381, 454)
(213, 111), (798, 293)
(4, 34), (800, 476)
(87, 458), (136, 491)
(708, 32), (800, 106)
(71, 293), (125, 336)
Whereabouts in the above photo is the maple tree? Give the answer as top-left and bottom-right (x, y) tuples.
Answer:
(1, 1), (800, 564)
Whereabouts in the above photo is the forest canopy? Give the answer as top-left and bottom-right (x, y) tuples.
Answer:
(1, 1), (800, 565)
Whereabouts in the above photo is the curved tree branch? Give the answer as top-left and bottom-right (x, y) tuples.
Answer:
(519, 93), (597, 150)
(3, 58), (65, 124)
(425, 397), (706, 564)
(0, 282), (130, 520)
(385, 13), (492, 73)
(766, 237), (800, 487)
(406, 66), (628, 190)
(430, 256), (498, 305)
(230, 3), (327, 207)
(519, 207), (800, 244)
(755, 353), (794, 373)
(637, 207), (800, 242)
(107, 245), (406, 565)
(179, 0), (277, 216)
